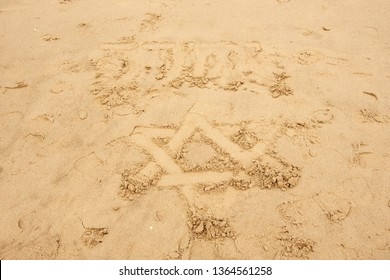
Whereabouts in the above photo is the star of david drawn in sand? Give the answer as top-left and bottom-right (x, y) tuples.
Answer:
(121, 106), (301, 203)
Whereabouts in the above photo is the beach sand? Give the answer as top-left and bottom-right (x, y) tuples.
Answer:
(0, 0), (389, 259)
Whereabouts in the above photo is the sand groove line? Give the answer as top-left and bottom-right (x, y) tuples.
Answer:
(131, 133), (183, 174)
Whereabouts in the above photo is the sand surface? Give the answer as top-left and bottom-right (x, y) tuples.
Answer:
(0, 0), (389, 260)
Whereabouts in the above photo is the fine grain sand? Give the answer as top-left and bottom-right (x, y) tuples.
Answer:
(0, 0), (389, 260)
